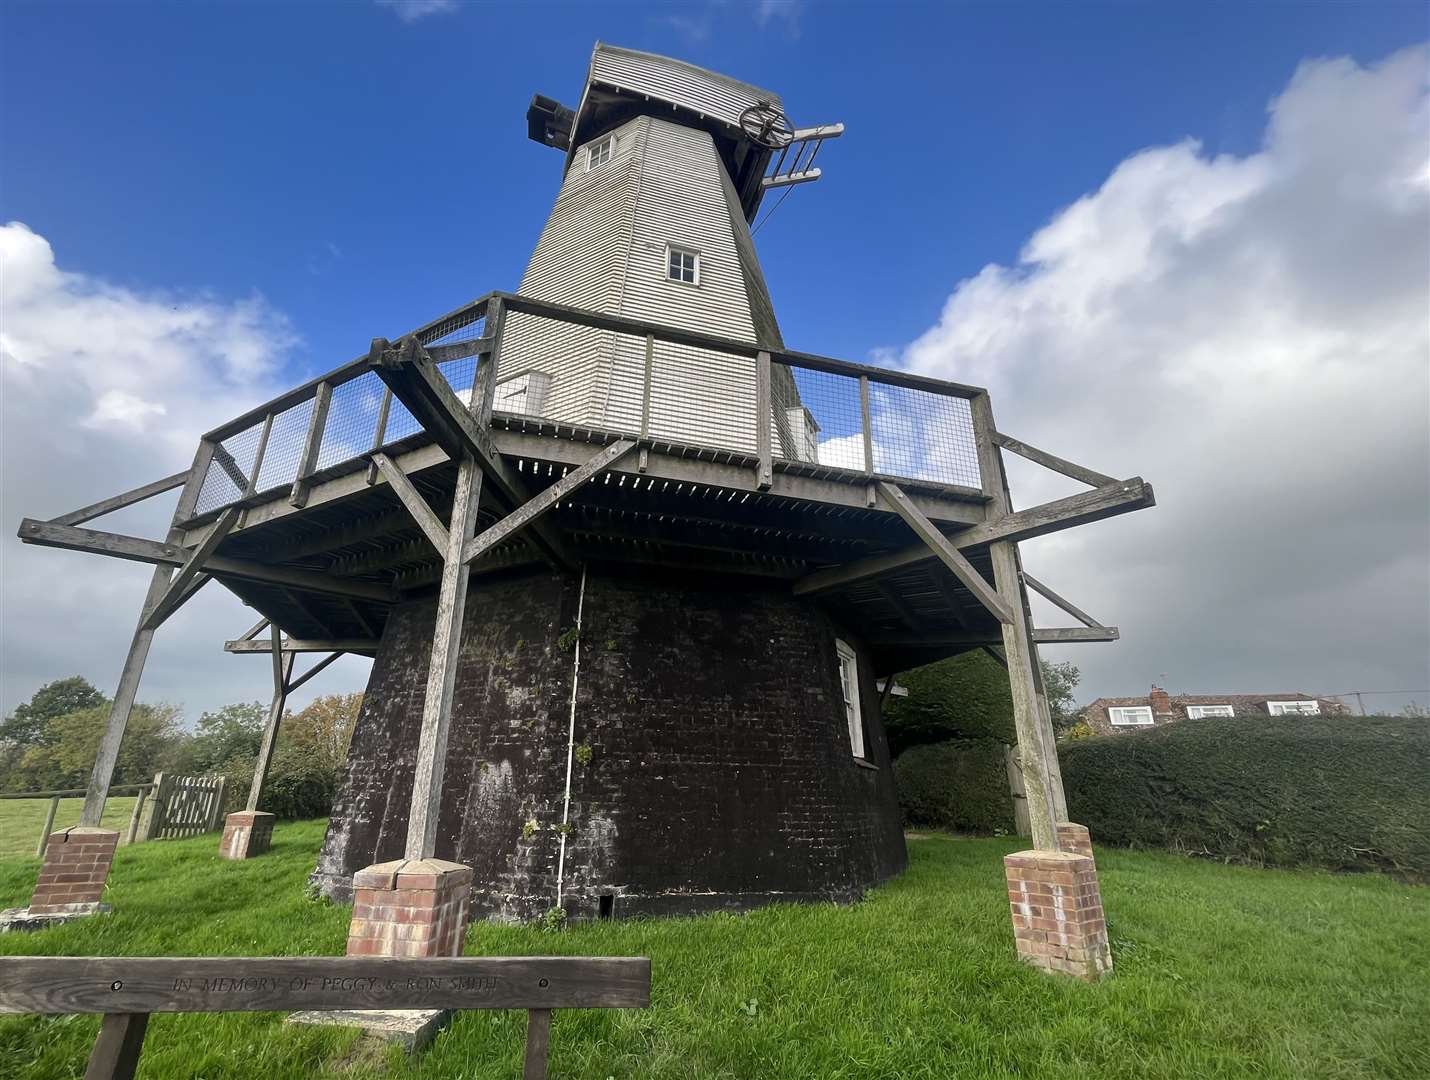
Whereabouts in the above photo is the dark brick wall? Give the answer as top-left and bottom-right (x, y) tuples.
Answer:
(313, 564), (907, 921)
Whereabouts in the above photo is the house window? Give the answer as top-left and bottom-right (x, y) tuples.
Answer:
(666, 244), (700, 285)
(1108, 706), (1154, 726)
(1268, 700), (1320, 716)
(585, 135), (615, 170)
(836, 639), (865, 758)
(1186, 704), (1234, 719)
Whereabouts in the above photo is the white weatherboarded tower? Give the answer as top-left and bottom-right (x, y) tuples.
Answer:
(502, 44), (840, 455)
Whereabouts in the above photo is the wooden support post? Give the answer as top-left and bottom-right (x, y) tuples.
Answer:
(640, 333), (654, 442)
(370, 453), (450, 555)
(141, 774), (171, 842)
(523, 1008), (552, 1080)
(139, 507), (239, 632)
(84, 1012), (150, 1080)
(365, 339), (395, 486)
(405, 451), (484, 860)
(125, 788), (147, 846)
(476, 300), (504, 428)
(49, 472), (188, 529)
(1004, 744), (1032, 838)
(246, 627), (295, 812)
(755, 352), (773, 490)
(859, 375), (874, 476)
(971, 393), (1060, 851)
(36, 796), (59, 857)
(289, 381), (333, 509)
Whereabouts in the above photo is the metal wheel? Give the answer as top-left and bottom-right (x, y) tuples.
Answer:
(739, 102), (795, 149)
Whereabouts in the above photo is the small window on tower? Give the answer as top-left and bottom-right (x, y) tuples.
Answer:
(666, 245), (700, 285)
(835, 638), (866, 759)
(585, 135), (615, 171)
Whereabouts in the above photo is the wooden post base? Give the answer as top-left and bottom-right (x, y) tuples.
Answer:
(1004, 849), (1112, 981)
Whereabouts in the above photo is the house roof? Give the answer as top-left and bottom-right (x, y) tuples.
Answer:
(1085, 692), (1328, 710)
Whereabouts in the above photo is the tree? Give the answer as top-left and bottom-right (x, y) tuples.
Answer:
(190, 702), (266, 771)
(280, 693), (362, 772)
(0, 676), (107, 748)
(1040, 660), (1081, 733)
(16, 702), (184, 790)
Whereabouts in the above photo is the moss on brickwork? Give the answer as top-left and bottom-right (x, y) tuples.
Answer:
(883, 650), (1015, 754)
(1061, 715), (1430, 881)
(893, 738), (1015, 834)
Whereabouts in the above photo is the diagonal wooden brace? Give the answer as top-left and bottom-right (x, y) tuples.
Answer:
(462, 440), (636, 566)
(876, 481), (1014, 624)
(370, 453), (450, 555)
(139, 508), (240, 632)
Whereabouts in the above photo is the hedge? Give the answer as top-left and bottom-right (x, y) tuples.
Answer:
(1061, 715), (1430, 881)
(893, 738), (1014, 834)
(884, 650), (1014, 754)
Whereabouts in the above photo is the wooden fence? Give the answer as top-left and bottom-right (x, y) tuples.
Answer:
(142, 773), (227, 841)
(0, 954), (652, 1080)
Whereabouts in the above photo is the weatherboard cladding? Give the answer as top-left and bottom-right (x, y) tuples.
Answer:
(500, 115), (769, 454)
(588, 44), (781, 135)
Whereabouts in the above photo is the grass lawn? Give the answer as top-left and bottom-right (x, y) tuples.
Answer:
(1, 822), (1427, 1079)
(0, 796), (140, 860)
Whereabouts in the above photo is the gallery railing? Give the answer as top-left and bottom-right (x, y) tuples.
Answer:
(187, 292), (987, 522)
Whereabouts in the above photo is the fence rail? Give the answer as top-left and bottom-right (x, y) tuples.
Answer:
(187, 293), (988, 523)
(1, 774), (227, 855)
(1, 784), (156, 856)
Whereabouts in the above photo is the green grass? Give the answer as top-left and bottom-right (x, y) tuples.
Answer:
(2, 823), (1427, 1079)
(0, 796), (139, 860)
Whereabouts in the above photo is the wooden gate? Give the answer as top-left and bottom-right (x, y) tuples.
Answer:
(142, 773), (227, 841)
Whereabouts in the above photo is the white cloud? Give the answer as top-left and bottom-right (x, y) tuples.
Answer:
(755, 0), (802, 36)
(895, 47), (1430, 710)
(374, 0), (457, 23)
(1, 223), (371, 721)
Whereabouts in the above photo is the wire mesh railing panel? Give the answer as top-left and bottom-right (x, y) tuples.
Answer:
(868, 384), (981, 488)
(646, 341), (757, 454)
(436, 355), (478, 410)
(775, 365), (865, 471)
(254, 399), (314, 493)
(419, 311), (485, 349)
(317, 372), (385, 472)
(194, 421), (264, 514)
(495, 311), (608, 424)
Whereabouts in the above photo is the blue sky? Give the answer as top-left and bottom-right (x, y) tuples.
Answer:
(3, 2), (1427, 720)
(4, 1), (1422, 372)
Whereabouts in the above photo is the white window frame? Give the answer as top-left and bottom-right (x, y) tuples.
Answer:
(584, 135), (615, 171)
(1267, 700), (1320, 716)
(665, 243), (701, 286)
(1186, 704), (1234, 719)
(836, 638), (866, 759)
(1108, 706), (1154, 727)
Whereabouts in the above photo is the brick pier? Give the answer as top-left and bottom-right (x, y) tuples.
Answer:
(346, 860), (473, 959)
(220, 811), (275, 860)
(1004, 848), (1112, 980)
(30, 827), (119, 915)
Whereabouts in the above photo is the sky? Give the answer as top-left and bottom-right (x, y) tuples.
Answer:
(2, 0), (1427, 724)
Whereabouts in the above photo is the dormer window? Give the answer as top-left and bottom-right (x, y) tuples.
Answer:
(666, 244), (700, 285)
(585, 135), (615, 171)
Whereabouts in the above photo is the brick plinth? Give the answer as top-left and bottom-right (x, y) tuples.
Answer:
(30, 827), (119, 915)
(1005, 849), (1112, 981)
(347, 859), (472, 958)
(220, 811), (276, 860)
(1056, 822), (1095, 866)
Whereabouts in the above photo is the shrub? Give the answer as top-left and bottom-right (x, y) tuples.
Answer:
(884, 651), (1015, 754)
(256, 747), (342, 820)
(1061, 715), (1430, 881)
(893, 738), (1014, 834)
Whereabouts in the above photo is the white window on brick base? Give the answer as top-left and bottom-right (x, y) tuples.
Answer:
(1186, 704), (1234, 719)
(1109, 706), (1154, 726)
(836, 638), (865, 759)
(1268, 700), (1320, 716)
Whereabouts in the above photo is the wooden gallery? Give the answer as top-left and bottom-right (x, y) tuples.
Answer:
(11, 45), (1152, 981)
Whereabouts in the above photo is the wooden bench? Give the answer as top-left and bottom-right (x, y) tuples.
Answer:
(0, 955), (651, 1080)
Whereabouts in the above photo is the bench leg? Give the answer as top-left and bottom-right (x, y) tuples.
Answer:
(85, 1012), (149, 1080)
(522, 1008), (551, 1080)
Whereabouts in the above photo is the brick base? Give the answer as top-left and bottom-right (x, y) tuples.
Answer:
(346, 860), (472, 958)
(30, 827), (119, 915)
(1056, 822), (1095, 865)
(1005, 849), (1112, 980)
(220, 811), (276, 859)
